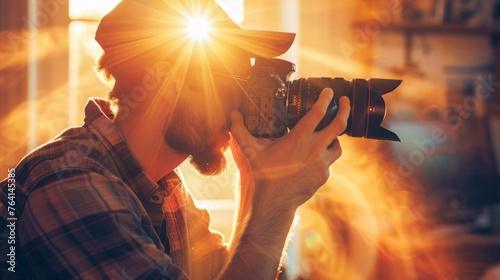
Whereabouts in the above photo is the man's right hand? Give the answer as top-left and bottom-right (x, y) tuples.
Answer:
(219, 88), (350, 280)
(229, 88), (350, 209)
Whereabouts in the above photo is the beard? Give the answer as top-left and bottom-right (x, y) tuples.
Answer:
(188, 144), (228, 176)
(163, 104), (229, 176)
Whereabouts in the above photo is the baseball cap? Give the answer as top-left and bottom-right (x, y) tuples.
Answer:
(95, 0), (296, 71)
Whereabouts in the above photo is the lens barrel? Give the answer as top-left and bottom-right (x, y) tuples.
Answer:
(286, 77), (401, 141)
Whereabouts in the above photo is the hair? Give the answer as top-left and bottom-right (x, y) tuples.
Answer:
(94, 52), (153, 104)
(94, 52), (123, 104)
(94, 52), (116, 87)
(95, 51), (182, 110)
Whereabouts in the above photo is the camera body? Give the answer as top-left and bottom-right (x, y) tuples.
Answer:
(240, 57), (402, 141)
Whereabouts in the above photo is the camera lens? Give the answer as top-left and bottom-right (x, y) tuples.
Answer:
(241, 58), (401, 141)
(286, 77), (401, 141)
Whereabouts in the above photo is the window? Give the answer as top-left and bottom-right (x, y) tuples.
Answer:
(69, 0), (121, 20)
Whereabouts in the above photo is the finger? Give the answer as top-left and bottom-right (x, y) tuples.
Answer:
(317, 96), (350, 147)
(229, 134), (242, 155)
(327, 137), (340, 150)
(326, 139), (343, 162)
(229, 110), (253, 143)
(312, 139), (342, 179)
(228, 134), (248, 168)
(229, 110), (263, 161)
(291, 88), (334, 134)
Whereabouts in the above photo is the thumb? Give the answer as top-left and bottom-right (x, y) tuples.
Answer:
(229, 110), (263, 162)
(229, 110), (253, 144)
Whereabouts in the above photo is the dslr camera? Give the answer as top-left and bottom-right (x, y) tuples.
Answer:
(240, 57), (402, 141)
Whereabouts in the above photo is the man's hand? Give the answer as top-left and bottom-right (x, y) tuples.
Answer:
(229, 88), (350, 209)
(219, 88), (350, 280)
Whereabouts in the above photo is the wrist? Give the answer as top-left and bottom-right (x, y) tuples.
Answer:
(251, 179), (302, 213)
(221, 182), (298, 280)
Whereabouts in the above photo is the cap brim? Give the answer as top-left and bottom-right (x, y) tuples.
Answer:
(95, 0), (296, 70)
(228, 30), (296, 58)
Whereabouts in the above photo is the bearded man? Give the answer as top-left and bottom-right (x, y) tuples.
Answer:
(0, 1), (350, 279)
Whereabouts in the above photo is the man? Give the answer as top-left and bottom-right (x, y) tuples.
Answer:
(0, 0), (350, 279)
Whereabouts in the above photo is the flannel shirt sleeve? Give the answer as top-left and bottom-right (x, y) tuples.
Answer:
(184, 189), (228, 280)
(19, 170), (189, 280)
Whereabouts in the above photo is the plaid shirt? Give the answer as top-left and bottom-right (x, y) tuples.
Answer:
(0, 98), (227, 279)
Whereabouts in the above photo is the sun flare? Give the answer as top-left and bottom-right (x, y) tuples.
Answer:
(186, 15), (212, 41)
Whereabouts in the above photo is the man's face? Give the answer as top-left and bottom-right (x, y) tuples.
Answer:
(164, 46), (250, 175)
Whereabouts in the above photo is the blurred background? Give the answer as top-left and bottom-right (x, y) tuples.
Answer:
(1, 0), (500, 279)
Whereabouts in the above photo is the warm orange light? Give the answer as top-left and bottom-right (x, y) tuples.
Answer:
(69, 0), (122, 20)
(296, 138), (456, 280)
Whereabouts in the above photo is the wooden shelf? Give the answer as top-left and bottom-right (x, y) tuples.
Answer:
(351, 20), (500, 105)
(383, 21), (500, 35)
(353, 21), (500, 35)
